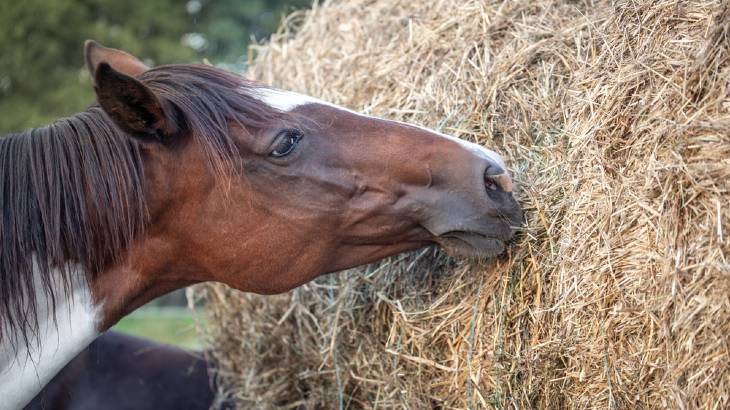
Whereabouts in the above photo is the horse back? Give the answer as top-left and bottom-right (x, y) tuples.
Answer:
(26, 331), (220, 410)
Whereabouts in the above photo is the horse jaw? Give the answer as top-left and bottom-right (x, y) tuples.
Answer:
(0, 256), (101, 410)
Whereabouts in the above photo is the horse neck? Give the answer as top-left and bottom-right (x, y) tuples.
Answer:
(0, 257), (101, 410)
(0, 108), (143, 409)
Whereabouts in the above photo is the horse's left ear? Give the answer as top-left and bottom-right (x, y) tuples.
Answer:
(84, 40), (150, 79)
(93, 62), (178, 142)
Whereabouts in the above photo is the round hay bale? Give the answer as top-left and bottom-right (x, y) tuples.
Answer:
(192, 0), (730, 408)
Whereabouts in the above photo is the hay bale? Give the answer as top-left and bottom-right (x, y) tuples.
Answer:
(193, 0), (730, 407)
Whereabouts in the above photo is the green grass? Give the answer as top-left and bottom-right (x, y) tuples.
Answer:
(112, 307), (203, 349)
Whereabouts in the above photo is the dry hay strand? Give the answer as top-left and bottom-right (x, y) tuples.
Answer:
(192, 0), (730, 408)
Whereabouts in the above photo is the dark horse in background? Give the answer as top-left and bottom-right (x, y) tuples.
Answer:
(0, 40), (521, 409)
(26, 332), (232, 410)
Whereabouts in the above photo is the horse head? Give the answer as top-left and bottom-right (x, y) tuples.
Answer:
(83, 40), (522, 320)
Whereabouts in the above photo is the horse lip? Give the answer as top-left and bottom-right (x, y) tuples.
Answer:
(440, 230), (508, 243)
(423, 218), (517, 243)
(433, 230), (509, 257)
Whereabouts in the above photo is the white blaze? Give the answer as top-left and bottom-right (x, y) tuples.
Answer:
(249, 87), (508, 170)
(0, 259), (101, 410)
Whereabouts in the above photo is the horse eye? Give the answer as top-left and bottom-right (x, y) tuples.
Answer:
(270, 130), (303, 158)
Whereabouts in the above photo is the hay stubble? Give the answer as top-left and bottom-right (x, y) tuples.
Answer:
(194, 0), (730, 408)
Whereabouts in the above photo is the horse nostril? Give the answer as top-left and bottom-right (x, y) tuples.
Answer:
(485, 176), (498, 191)
(484, 165), (513, 193)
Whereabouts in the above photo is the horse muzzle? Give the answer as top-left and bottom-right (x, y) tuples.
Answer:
(418, 150), (522, 258)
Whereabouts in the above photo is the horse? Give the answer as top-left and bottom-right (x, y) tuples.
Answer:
(26, 331), (232, 410)
(0, 40), (521, 409)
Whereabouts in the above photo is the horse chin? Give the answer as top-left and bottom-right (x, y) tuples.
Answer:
(435, 232), (506, 258)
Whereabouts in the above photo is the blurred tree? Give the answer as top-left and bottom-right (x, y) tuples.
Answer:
(188, 0), (310, 62)
(0, 0), (310, 133)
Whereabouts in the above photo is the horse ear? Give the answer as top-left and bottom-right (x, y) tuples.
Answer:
(93, 62), (178, 142)
(84, 40), (150, 79)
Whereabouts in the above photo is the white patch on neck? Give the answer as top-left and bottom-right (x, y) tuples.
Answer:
(0, 259), (101, 410)
(249, 87), (508, 171)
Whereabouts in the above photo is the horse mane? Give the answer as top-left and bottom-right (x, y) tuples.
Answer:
(0, 64), (280, 350)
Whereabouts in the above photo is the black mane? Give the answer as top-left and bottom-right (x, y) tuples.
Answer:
(0, 64), (280, 349)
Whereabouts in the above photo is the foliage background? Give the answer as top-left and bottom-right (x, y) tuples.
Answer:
(0, 0), (310, 134)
